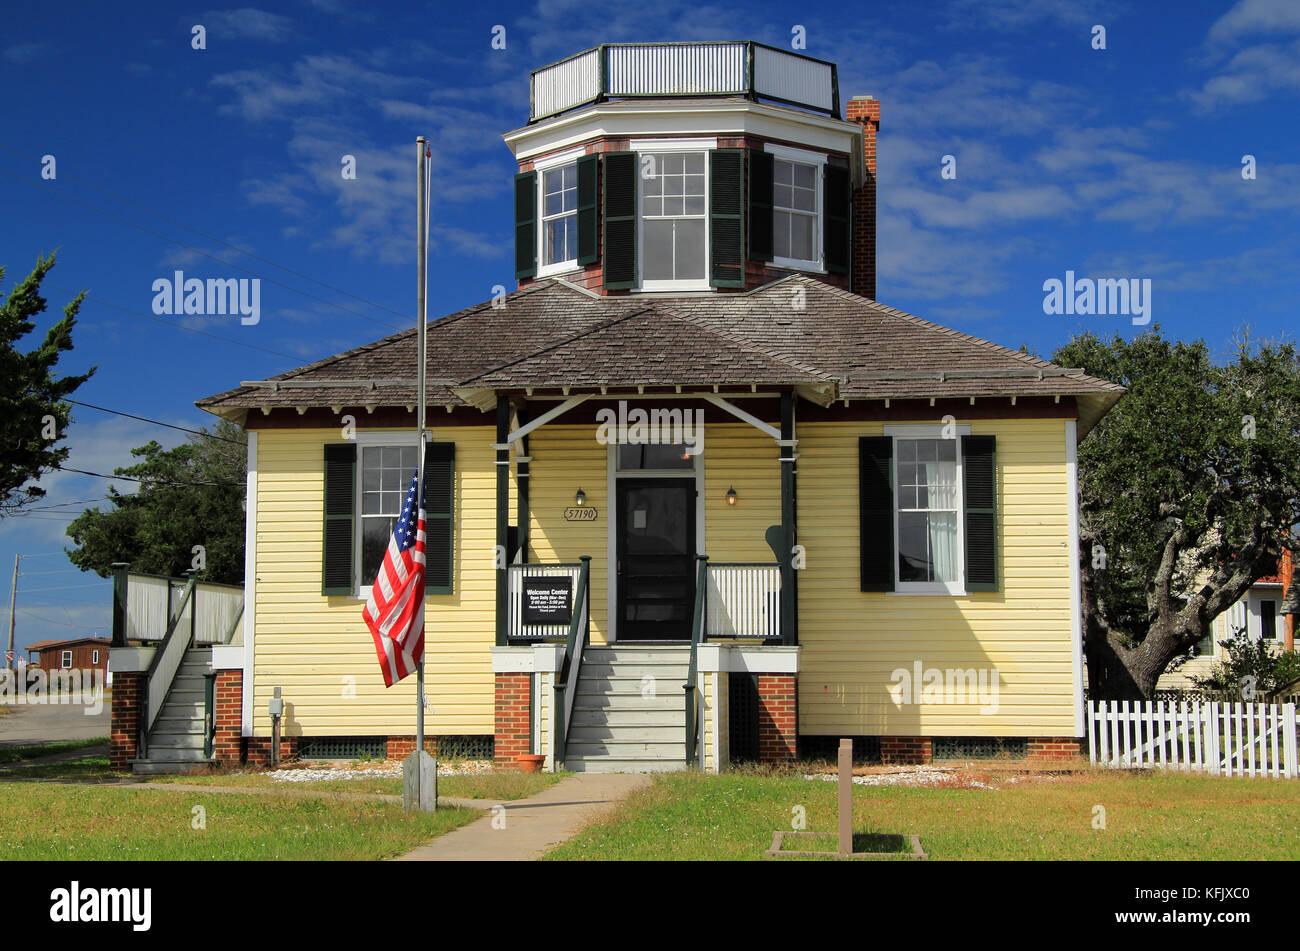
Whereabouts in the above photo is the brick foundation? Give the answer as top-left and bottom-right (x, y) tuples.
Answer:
(386, 736), (438, 759)
(213, 669), (243, 764)
(757, 674), (797, 765)
(494, 672), (532, 768)
(1026, 737), (1083, 761)
(110, 670), (143, 772)
(244, 736), (299, 766)
(880, 736), (933, 765)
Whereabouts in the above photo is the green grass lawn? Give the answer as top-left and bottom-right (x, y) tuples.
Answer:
(0, 737), (108, 765)
(142, 764), (565, 801)
(545, 767), (1300, 861)
(0, 756), (480, 859)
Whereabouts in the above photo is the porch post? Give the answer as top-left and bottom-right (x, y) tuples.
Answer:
(110, 562), (129, 647)
(496, 397), (510, 647)
(516, 407), (530, 565)
(780, 392), (798, 646)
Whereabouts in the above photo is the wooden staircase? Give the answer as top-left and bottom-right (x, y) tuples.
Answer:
(133, 645), (214, 775)
(563, 645), (690, 773)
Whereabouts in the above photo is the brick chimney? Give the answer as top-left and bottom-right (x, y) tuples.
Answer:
(846, 95), (879, 301)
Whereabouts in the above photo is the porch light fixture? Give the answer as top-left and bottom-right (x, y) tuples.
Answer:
(574, 488), (586, 507)
(726, 486), (737, 506)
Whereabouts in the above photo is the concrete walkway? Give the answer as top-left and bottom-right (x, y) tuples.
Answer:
(395, 772), (653, 861)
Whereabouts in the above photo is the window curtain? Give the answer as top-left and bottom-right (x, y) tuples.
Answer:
(923, 458), (959, 583)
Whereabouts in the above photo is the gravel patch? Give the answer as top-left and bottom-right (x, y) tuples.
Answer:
(804, 765), (999, 790)
(267, 759), (494, 784)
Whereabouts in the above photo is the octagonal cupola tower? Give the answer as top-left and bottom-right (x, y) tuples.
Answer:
(503, 42), (879, 298)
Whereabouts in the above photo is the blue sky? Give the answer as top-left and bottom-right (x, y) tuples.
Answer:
(1, 0), (1297, 651)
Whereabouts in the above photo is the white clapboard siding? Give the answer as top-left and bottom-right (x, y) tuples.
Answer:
(1087, 700), (1298, 778)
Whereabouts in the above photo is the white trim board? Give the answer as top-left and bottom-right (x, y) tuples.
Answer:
(1066, 419), (1084, 737)
(242, 431), (257, 736)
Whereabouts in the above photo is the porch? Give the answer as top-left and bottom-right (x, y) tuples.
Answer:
(479, 388), (807, 773)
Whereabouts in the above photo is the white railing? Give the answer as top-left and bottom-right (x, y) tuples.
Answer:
(144, 581), (196, 735)
(124, 572), (242, 645)
(507, 563), (585, 639)
(706, 563), (781, 639)
(1087, 700), (1298, 779)
(530, 42), (839, 122)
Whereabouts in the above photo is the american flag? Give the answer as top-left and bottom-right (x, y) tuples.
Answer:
(362, 468), (425, 687)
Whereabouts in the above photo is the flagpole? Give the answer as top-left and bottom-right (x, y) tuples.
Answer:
(406, 134), (434, 811)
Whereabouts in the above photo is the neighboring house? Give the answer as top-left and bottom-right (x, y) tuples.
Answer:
(27, 637), (111, 678)
(110, 41), (1124, 774)
(1157, 550), (1295, 692)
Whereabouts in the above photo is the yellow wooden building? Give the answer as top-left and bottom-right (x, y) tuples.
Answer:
(112, 42), (1123, 774)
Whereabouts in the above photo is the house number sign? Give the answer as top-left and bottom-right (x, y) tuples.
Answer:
(563, 507), (598, 521)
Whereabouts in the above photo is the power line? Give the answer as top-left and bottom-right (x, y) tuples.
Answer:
(53, 464), (242, 488)
(17, 583), (103, 594)
(0, 140), (415, 325)
(15, 498), (113, 513)
(0, 162), (407, 333)
(67, 399), (243, 444)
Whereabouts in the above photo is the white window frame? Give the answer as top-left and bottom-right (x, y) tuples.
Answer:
(353, 431), (423, 601)
(534, 146), (586, 278)
(92, 650), (99, 665)
(61, 650), (73, 669)
(885, 423), (969, 596)
(1247, 588), (1284, 641)
(765, 142), (826, 273)
(632, 138), (715, 293)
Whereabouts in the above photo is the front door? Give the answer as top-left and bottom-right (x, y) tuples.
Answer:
(616, 479), (696, 640)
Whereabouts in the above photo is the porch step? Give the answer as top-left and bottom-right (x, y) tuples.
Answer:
(561, 645), (693, 773)
(131, 758), (212, 775)
(136, 645), (215, 771)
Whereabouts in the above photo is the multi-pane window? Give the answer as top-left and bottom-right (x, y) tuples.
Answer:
(617, 443), (695, 470)
(773, 159), (817, 264)
(1261, 599), (1278, 640)
(542, 163), (578, 266)
(61, 650), (72, 669)
(360, 445), (418, 587)
(641, 151), (707, 284)
(896, 439), (960, 585)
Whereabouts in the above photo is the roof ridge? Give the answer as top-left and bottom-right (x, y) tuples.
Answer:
(786, 276), (1119, 389)
(657, 304), (835, 381)
(456, 305), (661, 384)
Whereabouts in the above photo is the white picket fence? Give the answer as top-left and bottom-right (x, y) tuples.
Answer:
(1087, 700), (1298, 778)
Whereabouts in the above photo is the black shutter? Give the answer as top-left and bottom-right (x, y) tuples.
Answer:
(576, 154), (598, 265)
(322, 443), (356, 596)
(709, 149), (745, 288)
(962, 435), (998, 591)
(748, 149), (774, 262)
(603, 151), (637, 289)
(514, 171), (536, 280)
(824, 165), (850, 275)
(859, 436), (893, 592)
(423, 441), (456, 594)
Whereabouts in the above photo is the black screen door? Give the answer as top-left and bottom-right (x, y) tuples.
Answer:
(616, 478), (696, 640)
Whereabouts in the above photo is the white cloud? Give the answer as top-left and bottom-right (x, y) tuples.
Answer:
(194, 8), (294, 43)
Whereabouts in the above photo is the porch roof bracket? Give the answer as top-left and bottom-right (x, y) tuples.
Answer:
(701, 394), (783, 442)
(505, 395), (590, 445)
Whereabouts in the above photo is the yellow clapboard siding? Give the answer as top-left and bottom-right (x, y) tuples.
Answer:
(251, 426), (499, 737)
(796, 417), (1075, 737)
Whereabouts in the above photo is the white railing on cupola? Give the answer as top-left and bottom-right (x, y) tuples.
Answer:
(529, 42), (840, 123)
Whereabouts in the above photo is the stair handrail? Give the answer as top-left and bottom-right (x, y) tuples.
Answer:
(552, 556), (592, 768)
(684, 555), (709, 767)
(140, 574), (198, 750)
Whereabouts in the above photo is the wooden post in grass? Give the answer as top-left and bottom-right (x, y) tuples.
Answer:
(838, 738), (852, 856)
